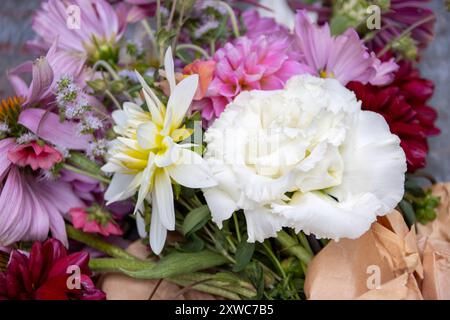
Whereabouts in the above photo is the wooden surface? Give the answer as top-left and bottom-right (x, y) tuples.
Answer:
(0, 0), (449, 180)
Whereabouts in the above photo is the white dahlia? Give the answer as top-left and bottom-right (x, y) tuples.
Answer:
(203, 74), (406, 242)
(102, 48), (216, 254)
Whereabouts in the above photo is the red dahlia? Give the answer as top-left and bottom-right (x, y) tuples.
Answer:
(348, 61), (439, 172)
(0, 238), (106, 300)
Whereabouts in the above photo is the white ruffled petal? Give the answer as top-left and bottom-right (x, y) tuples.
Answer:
(329, 111), (406, 214)
(244, 207), (286, 242)
(272, 191), (381, 240)
(203, 188), (237, 228)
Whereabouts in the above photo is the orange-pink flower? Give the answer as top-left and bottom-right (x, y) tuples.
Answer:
(183, 60), (216, 100)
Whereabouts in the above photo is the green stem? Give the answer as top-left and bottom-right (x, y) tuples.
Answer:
(89, 258), (255, 299)
(276, 230), (312, 265)
(176, 44), (211, 59)
(377, 15), (435, 57)
(156, 0), (161, 32)
(105, 89), (122, 110)
(63, 164), (110, 184)
(218, 1), (240, 38)
(210, 40), (216, 55)
(93, 60), (120, 81)
(66, 225), (136, 260)
(166, 0), (177, 29)
(140, 20), (158, 58)
(262, 241), (286, 279)
(233, 213), (241, 243)
(297, 232), (313, 256)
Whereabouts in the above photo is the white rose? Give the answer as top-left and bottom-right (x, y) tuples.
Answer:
(203, 74), (406, 242)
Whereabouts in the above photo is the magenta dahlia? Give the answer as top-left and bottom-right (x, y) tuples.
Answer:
(347, 60), (439, 172)
(0, 238), (105, 300)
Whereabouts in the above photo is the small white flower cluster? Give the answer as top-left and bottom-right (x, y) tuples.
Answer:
(16, 132), (38, 144)
(118, 70), (140, 83)
(196, 0), (227, 15)
(0, 122), (10, 134)
(76, 114), (103, 135)
(194, 17), (220, 39)
(56, 75), (89, 120)
(56, 75), (103, 136)
(87, 139), (108, 160)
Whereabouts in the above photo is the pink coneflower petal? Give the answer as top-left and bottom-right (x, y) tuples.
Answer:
(18, 109), (92, 150)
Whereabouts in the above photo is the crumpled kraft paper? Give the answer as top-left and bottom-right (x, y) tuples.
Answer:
(99, 240), (217, 300)
(305, 183), (450, 300)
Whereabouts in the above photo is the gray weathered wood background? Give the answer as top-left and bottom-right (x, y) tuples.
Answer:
(1, 0), (449, 180)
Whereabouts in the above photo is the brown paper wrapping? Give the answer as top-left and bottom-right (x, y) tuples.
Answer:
(99, 241), (217, 300)
(305, 183), (450, 300)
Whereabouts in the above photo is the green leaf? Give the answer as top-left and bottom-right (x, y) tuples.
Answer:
(156, 28), (177, 47)
(405, 179), (425, 197)
(245, 262), (264, 299)
(182, 205), (210, 236)
(233, 241), (255, 272)
(180, 234), (205, 252)
(120, 250), (227, 279)
(68, 152), (103, 176)
(330, 15), (355, 35)
(399, 199), (416, 227)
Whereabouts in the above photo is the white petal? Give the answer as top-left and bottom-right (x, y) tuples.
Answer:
(137, 122), (158, 150)
(272, 191), (380, 240)
(101, 161), (123, 173)
(203, 188), (237, 228)
(143, 90), (164, 126)
(165, 74), (199, 131)
(244, 207), (286, 242)
(112, 109), (127, 128)
(329, 111), (406, 214)
(105, 173), (141, 204)
(135, 70), (164, 124)
(149, 208), (167, 255)
(136, 212), (147, 238)
(154, 137), (179, 167)
(153, 169), (175, 230)
(135, 154), (156, 213)
(164, 46), (176, 94)
(168, 149), (217, 188)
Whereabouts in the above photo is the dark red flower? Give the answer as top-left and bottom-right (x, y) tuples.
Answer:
(348, 61), (439, 172)
(0, 238), (106, 300)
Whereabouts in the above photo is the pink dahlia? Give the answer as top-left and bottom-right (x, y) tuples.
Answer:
(70, 207), (123, 237)
(0, 238), (105, 300)
(197, 35), (312, 122)
(294, 10), (398, 86)
(242, 9), (291, 40)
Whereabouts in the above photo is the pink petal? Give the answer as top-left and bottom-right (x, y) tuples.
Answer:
(18, 108), (92, 150)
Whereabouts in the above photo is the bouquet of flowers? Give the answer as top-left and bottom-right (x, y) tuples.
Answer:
(0, 0), (445, 300)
